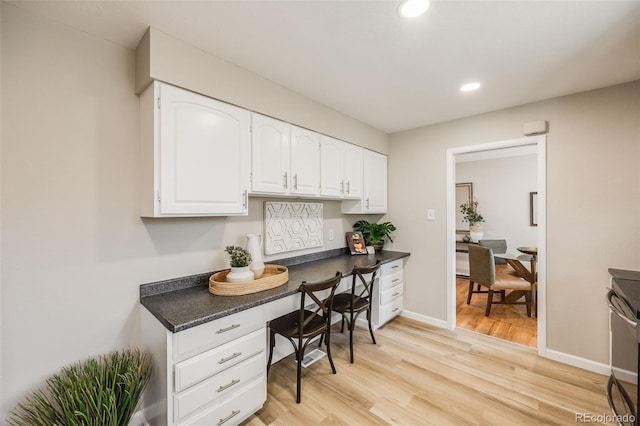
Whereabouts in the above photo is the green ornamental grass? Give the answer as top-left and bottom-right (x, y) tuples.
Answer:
(9, 349), (152, 426)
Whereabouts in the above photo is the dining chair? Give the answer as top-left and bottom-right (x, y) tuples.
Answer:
(467, 245), (532, 316)
(266, 271), (342, 403)
(478, 240), (513, 272)
(325, 261), (381, 363)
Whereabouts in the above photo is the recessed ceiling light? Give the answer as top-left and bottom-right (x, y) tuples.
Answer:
(398, 0), (430, 18)
(460, 82), (481, 92)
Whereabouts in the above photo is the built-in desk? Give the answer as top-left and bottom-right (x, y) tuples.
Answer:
(139, 248), (410, 425)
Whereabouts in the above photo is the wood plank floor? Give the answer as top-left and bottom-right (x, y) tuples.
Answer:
(243, 317), (613, 425)
(456, 276), (537, 348)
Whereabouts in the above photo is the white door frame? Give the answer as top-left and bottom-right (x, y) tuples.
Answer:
(446, 135), (547, 353)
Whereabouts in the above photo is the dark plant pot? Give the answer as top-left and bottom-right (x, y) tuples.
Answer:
(372, 241), (384, 252)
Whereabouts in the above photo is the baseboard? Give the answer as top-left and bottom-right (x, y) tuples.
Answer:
(400, 310), (450, 330)
(539, 348), (610, 376)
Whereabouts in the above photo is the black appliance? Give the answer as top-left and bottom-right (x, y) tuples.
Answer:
(608, 268), (640, 426)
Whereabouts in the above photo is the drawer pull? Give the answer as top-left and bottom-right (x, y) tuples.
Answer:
(217, 378), (240, 393)
(392, 279), (400, 283)
(392, 307), (400, 312)
(218, 352), (242, 364)
(216, 324), (241, 334)
(392, 265), (399, 269)
(392, 292), (400, 297)
(217, 409), (240, 426)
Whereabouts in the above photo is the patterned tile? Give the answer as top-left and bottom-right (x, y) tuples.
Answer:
(265, 202), (323, 255)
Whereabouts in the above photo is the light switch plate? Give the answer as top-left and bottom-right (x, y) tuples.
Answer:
(427, 209), (435, 220)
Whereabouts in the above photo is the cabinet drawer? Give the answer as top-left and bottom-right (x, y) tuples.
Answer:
(174, 353), (264, 423)
(181, 376), (266, 426)
(174, 307), (264, 361)
(380, 283), (403, 306)
(380, 297), (403, 326)
(175, 328), (265, 393)
(381, 259), (402, 276)
(379, 270), (403, 291)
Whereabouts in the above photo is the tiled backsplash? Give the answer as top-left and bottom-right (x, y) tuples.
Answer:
(264, 201), (323, 255)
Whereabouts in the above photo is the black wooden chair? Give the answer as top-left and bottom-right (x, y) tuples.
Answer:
(326, 261), (381, 363)
(266, 271), (342, 403)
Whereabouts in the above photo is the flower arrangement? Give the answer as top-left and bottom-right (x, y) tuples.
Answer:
(459, 201), (485, 224)
(225, 245), (252, 267)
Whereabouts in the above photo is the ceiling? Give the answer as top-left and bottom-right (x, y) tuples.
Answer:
(6, 0), (640, 134)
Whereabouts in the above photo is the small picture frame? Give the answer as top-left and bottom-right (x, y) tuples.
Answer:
(346, 232), (367, 255)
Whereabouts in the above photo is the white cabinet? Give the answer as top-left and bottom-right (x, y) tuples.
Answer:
(342, 143), (363, 199)
(141, 306), (266, 426)
(250, 114), (290, 194)
(371, 259), (404, 328)
(290, 126), (320, 196)
(342, 149), (388, 214)
(320, 136), (345, 198)
(139, 82), (250, 217)
(320, 136), (363, 199)
(249, 114), (319, 197)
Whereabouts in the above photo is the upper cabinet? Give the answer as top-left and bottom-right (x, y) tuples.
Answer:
(320, 136), (363, 200)
(250, 114), (290, 194)
(290, 126), (320, 196)
(250, 114), (319, 197)
(320, 136), (345, 198)
(342, 143), (363, 199)
(139, 82), (250, 217)
(341, 149), (387, 214)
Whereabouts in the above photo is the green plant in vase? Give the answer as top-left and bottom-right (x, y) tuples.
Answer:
(353, 220), (396, 252)
(9, 349), (152, 426)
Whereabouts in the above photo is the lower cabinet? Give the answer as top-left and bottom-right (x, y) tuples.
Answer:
(371, 258), (404, 329)
(141, 306), (266, 426)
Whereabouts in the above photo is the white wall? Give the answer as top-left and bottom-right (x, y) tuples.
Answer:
(456, 154), (538, 250)
(388, 81), (640, 365)
(138, 27), (389, 155)
(0, 5), (380, 419)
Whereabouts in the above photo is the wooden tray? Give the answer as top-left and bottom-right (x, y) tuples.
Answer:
(209, 264), (289, 296)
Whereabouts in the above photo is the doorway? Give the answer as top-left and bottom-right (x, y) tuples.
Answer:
(446, 136), (546, 353)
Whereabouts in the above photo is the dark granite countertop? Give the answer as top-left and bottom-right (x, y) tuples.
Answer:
(140, 249), (410, 333)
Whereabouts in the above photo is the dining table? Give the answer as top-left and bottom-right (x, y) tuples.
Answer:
(494, 247), (538, 318)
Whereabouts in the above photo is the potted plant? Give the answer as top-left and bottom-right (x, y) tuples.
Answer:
(9, 349), (152, 426)
(459, 200), (485, 242)
(353, 220), (396, 252)
(224, 245), (254, 283)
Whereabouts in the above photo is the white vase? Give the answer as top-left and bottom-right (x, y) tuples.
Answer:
(226, 266), (254, 283)
(469, 222), (484, 243)
(246, 233), (265, 279)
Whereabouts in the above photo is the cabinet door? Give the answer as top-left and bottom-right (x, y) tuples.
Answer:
(251, 114), (290, 194)
(159, 84), (249, 215)
(343, 143), (363, 199)
(320, 136), (344, 198)
(290, 126), (320, 196)
(363, 150), (387, 213)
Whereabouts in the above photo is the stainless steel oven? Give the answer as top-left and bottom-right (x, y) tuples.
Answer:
(608, 269), (640, 426)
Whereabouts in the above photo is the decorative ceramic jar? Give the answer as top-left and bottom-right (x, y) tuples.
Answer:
(469, 222), (484, 243)
(245, 234), (265, 279)
(226, 266), (254, 283)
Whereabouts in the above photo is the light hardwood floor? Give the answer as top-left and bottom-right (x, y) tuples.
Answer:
(243, 317), (613, 425)
(456, 276), (537, 347)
